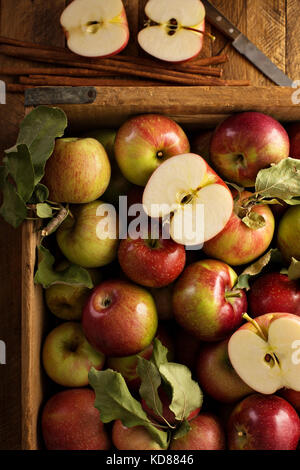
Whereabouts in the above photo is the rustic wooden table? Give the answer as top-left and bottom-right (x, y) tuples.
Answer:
(0, 0), (299, 450)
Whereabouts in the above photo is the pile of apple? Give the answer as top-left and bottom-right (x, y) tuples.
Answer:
(40, 111), (300, 451)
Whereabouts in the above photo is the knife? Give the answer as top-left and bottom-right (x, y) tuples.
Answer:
(202, 0), (293, 86)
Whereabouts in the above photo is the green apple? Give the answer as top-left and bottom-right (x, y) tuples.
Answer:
(42, 322), (105, 387)
(43, 137), (111, 203)
(56, 200), (119, 268)
(277, 205), (300, 262)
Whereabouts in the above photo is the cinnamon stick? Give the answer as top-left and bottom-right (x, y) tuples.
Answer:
(20, 75), (167, 87)
(7, 83), (33, 93)
(0, 66), (114, 77)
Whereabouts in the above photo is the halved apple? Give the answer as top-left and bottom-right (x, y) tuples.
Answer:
(60, 0), (129, 58)
(138, 0), (206, 62)
(228, 313), (300, 395)
(142, 153), (233, 246)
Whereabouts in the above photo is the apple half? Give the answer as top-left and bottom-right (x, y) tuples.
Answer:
(142, 153), (233, 246)
(138, 0), (205, 62)
(228, 313), (300, 395)
(60, 0), (129, 58)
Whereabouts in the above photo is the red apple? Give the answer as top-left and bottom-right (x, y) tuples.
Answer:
(118, 234), (186, 288)
(210, 112), (290, 187)
(191, 130), (213, 164)
(170, 413), (225, 450)
(112, 420), (164, 450)
(196, 338), (253, 404)
(287, 122), (300, 159)
(249, 272), (300, 317)
(115, 114), (190, 186)
(42, 389), (111, 450)
(279, 389), (300, 412)
(150, 285), (174, 321)
(82, 279), (158, 356)
(173, 260), (247, 342)
(227, 394), (300, 450)
(203, 191), (275, 266)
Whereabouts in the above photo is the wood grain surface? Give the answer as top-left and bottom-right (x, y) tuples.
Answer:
(0, 0), (300, 450)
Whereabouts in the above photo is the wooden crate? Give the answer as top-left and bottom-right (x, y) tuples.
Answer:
(21, 85), (300, 450)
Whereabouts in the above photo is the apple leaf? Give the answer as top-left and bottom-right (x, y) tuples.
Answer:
(236, 248), (283, 290)
(29, 183), (49, 204)
(0, 165), (8, 189)
(5, 144), (35, 202)
(137, 356), (163, 417)
(151, 338), (169, 369)
(34, 244), (93, 288)
(89, 368), (169, 449)
(36, 203), (53, 219)
(158, 362), (203, 422)
(255, 158), (300, 205)
(242, 211), (266, 230)
(11, 106), (67, 184)
(288, 258), (300, 281)
(173, 420), (191, 440)
(0, 178), (27, 228)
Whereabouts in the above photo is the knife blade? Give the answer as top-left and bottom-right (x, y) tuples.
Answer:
(202, 0), (293, 86)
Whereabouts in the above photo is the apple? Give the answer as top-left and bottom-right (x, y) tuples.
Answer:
(249, 272), (300, 317)
(227, 394), (300, 450)
(45, 261), (102, 321)
(150, 285), (174, 321)
(43, 138), (111, 204)
(112, 420), (164, 450)
(228, 313), (300, 394)
(170, 413), (225, 450)
(196, 338), (253, 403)
(42, 322), (105, 387)
(279, 389), (300, 412)
(287, 122), (300, 159)
(107, 324), (175, 390)
(173, 260), (247, 342)
(56, 200), (119, 268)
(118, 234), (186, 288)
(143, 153), (233, 247)
(191, 130), (213, 164)
(42, 388), (111, 450)
(210, 112), (290, 187)
(203, 191), (275, 266)
(138, 0), (205, 63)
(114, 114), (190, 186)
(60, 0), (129, 58)
(174, 329), (201, 371)
(277, 205), (300, 262)
(82, 279), (158, 356)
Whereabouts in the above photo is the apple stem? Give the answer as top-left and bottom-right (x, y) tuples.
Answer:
(183, 27), (216, 41)
(242, 313), (267, 341)
(41, 205), (69, 237)
(225, 290), (242, 300)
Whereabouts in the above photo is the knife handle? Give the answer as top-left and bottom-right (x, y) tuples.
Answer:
(202, 0), (241, 40)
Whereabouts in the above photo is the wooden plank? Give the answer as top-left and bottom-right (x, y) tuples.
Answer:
(286, 0), (300, 81)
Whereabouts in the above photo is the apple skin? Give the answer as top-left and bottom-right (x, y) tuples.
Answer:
(279, 389), (300, 412)
(203, 191), (275, 266)
(210, 112), (289, 187)
(191, 130), (213, 164)
(56, 200), (119, 268)
(82, 279), (158, 357)
(150, 285), (174, 321)
(114, 114), (190, 186)
(112, 420), (164, 450)
(43, 138), (111, 203)
(196, 338), (253, 404)
(42, 322), (105, 387)
(170, 413), (225, 450)
(248, 272), (300, 318)
(173, 260), (247, 342)
(107, 324), (175, 390)
(287, 122), (300, 159)
(227, 394), (300, 450)
(118, 235), (186, 288)
(277, 205), (300, 262)
(42, 388), (111, 450)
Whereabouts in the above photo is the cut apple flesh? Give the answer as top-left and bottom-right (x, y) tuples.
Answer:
(142, 153), (233, 246)
(60, 0), (129, 58)
(228, 317), (300, 394)
(138, 0), (205, 62)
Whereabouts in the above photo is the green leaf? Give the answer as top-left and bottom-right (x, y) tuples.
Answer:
(89, 368), (169, 449)
(0, 165), (8, 189)
(29, 183), (49, 203)
(173, 420), (191, 440)
(36, 203), (53, 219)
(288, 258), (300, 281)
(151, 338), (169, 369)
(236, 248), (283, 290)
(242, 211), (266, 229)
(158, 362), (203, 422)
(34, 245), (93, 288)
(5, 144), (35, 202)
(255, 158), (300, 205)
(137, 356), (163, 417)
(11, 106), (67, 184)
(0, 178), (27, 228)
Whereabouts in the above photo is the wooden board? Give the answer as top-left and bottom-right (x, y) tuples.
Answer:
(0, 0), (300, 450)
